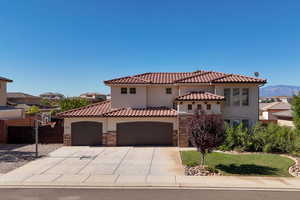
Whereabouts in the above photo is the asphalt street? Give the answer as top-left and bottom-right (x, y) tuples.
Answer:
(0, 188), (300, 200)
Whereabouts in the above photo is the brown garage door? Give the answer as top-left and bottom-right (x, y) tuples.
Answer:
(71, 121), (102, 146)
(117, 122), (173, 146)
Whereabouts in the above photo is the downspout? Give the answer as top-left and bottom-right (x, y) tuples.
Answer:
(258, 83), (266, 123)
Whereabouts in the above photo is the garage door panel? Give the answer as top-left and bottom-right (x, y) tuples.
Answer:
(71, 121), (102, 146)
(117, 122), (173, 146)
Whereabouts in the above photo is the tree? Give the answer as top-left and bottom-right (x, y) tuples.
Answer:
(26, 105), (40, 114)
(59, 98), (90, 112)
(189, 110), (225, 165)
(40, 99), (56, 107)
(292, 92), (300, 131)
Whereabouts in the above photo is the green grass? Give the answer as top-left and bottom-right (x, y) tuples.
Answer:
(181, 151), (295, 177)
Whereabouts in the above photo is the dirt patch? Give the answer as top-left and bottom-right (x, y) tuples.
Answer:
(0, 144), (62, 174)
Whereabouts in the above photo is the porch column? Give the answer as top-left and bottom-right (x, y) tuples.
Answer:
(178, 113), (193, 147)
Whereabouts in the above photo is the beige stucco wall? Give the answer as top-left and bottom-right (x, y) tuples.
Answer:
(147, 86), (178, 107)
(178, 102), (221, 114)
(108, 83), (261, 126)
(215, 85), (260, 125)
(111, 86), (147, 109)
(0, 82), (7, 106)
(179, 85), (215, 96)
(262, 111), (270, 120)
(64, 117), (178, 135)
(107, 117), (178, 131)
(277, 119), (295, 128)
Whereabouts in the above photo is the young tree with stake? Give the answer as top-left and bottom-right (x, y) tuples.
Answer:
(189, 110), (225, 166)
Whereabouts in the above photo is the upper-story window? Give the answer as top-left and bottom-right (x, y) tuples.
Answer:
(224, 88), (231, 106)
(129, 88), (136, 94)
(121, 88), (127, 94)
(242, 88), (249, 106)
(166, 88), (172, 94)
(224, 88), (250, 107)
(233, 88), (240, 106)
(206, 104), (212, 110)
(197, 104), (202, 110)
(188, 104), (193, 110)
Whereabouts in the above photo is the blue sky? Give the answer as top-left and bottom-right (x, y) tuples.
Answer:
(1, 0), (300, 96)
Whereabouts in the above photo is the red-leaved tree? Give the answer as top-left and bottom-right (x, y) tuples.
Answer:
(189, 110), (225, 165)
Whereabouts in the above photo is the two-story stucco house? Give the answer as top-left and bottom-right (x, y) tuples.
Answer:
(59, 70), (267, 147)
(0, 76), (24, 143)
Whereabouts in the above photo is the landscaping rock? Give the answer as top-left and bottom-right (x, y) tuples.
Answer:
(0, 144), (63, 174)
(290, 165), (300, 177)
(185, 166), (222, 176)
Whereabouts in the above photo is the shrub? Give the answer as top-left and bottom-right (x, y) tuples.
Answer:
(220, 123), (254, 152)
(220, 123), (300, 154)
(292, 92), (300, 131)
(205, 166), (219, 174)
(26, 105), (40, 114)
(59, 98), (90, 112)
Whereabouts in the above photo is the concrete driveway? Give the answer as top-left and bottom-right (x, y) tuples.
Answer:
(6, 147), (184, 177)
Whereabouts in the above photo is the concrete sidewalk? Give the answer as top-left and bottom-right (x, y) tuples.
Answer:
(1, 173), (300, 191)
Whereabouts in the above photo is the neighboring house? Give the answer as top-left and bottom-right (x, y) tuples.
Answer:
(0, 77), (24, 143)
(58, 70), (266, 147)
(260, 96), (292, 103)
(79, 92), (107, 103)
(0, 76), (11, 105)
(7, 92), (55, 112)
(40, 92), (65, 100)
(7, 92), (42, 106)
(273, 110), (294, 128)
(260, 102), (291, 120)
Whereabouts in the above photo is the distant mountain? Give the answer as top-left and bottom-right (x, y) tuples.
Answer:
(260, 85), (300, 97)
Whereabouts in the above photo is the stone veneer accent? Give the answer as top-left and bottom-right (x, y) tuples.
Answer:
(104, 131), (117, 146)
(63, 134), (71, 146)
(178, 114), (193, 147)
(172, 130), (178, 146)
(0, 120), (7, 144)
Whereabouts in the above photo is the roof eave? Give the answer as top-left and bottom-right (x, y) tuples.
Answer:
(0, 78), (13, 83)
(175, 99), (225, 102)
(104, 83), (152, 86)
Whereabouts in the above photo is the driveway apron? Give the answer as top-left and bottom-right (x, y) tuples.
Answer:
(1, 146), (184, 184)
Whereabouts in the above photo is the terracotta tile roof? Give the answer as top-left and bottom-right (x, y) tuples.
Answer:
(175, 92), (225, 101)
(273, 110), (292, 118)
(57, 101), (112, 118)
(260, 102), (291, 111)
(58, 101), (177, 118)
(212, 74), (266, 83)
(104, 70), (266, 85)
(104, 107), (177, 117)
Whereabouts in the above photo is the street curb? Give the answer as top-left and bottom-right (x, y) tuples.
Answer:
(1, 184), (300, 192)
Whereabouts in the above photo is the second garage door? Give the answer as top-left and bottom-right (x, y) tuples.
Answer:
(71, 121), (102, 146)
(117, 122), (173, 146)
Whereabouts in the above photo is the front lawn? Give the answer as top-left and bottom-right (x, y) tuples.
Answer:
(181, 151), (295, 177)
